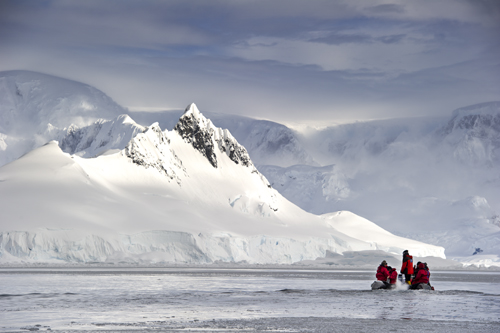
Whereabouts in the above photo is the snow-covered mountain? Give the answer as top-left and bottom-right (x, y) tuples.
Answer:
(0, 102), (444, 264)
(0, 70), (127, 166)
(130, 110), (317, 167)
(0, 70), (497, 266)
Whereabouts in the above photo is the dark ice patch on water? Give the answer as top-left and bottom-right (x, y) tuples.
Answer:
(0, 293), (24, 297)
(278, 288), (305, 293)
(0, 292), (78, 299)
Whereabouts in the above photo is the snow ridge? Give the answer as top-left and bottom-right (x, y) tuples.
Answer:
(59, 114), (145, 158)
(124, 123), (185, 183)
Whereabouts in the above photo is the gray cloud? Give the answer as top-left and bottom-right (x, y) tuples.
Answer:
(310, 34), (373, 45)
(310, 33), (407, 45)
(0, 0), (498, 125)
(366, 4), (405, 14)
(377, 34), (406, 44)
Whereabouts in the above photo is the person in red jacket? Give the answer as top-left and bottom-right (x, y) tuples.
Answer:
(388, 266), (398, 287)
(423, 262), (434, 289)
(376, 260), (390, 289)
(409, 263), (429, 289)
(400, 250), (414, 285)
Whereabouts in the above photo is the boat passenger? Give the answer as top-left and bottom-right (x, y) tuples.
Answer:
(388, 266), (398, 287)
(409, 262), (429, 289)
(376, 260), (390, 289)
(400, 250), (414, 285)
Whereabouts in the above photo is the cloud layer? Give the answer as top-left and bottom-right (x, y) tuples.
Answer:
(1, 0), (499, 124)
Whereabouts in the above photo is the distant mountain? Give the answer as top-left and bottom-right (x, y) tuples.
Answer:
(0, 70), (126, 166)
(436, 101), (500, 165)
(258, 102), (500, 259)
(0, 103), (442, 264)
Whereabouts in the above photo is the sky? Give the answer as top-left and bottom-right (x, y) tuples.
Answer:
(1, 0), (499, 125)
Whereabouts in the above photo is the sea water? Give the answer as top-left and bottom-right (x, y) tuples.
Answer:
(1, 267), (499, 332)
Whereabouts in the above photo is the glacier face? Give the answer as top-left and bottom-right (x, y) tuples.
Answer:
(0, 230), (350, 264)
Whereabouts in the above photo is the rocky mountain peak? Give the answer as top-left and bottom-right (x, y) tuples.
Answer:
(174, 103), (253, 169)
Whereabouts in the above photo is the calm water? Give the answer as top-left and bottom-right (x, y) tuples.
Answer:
(1, 267), (499, 332)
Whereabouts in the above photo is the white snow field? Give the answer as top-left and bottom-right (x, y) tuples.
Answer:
(0, 268), (499, 332)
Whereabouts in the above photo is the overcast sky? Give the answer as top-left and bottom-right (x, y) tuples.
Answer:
(1, 0), (499, 125)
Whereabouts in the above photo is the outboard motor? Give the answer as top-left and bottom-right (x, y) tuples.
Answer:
(371, 281), (386, 290)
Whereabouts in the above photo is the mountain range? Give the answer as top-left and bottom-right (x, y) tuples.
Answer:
(0, 70), (498, 267)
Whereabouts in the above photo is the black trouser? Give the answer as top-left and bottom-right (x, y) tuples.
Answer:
(404, 273), (412, 282)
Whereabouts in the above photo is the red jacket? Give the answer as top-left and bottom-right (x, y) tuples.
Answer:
(412, 263), (429, 285)
(401, 254), (414, 275)
(389, 269), (398, 284)
(376, 265), (389, 281)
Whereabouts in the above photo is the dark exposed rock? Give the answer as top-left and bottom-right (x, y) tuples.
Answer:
(174, 103), (253, 168)
(175, 108), (218, 168)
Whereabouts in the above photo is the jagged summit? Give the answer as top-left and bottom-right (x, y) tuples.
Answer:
(184, 102), (201, 114)
(175, 103), (252, 169)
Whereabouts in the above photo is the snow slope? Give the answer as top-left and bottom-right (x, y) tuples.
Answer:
(0, 104), (444, 264)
